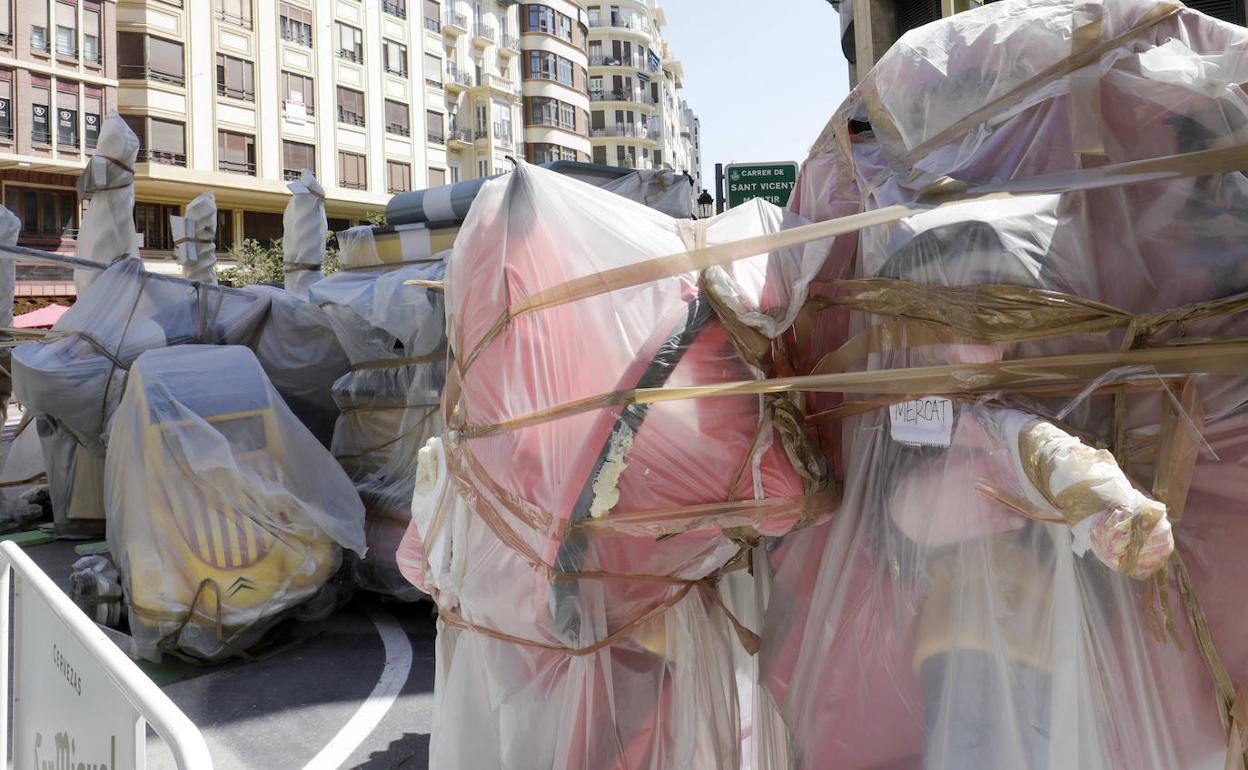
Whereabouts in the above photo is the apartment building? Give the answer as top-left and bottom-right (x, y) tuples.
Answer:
(832, 0), (1247, 84)
(518, 0), (590, 164)
(679, 96), (700, 190)
(584, 0), (693, 179)
(424, 0), (522, 183)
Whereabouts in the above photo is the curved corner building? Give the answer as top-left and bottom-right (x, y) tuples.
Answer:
(519, 1), (593, 163)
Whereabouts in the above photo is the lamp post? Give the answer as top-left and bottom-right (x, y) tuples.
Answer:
(696, 189), (714, 219)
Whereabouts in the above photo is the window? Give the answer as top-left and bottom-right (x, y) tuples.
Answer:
(337, 87), (365, 126)
(426, 167), (444, 188)
(477, 159), (489, 177)
(0, 0), (11, 45)
(339, 151), (366, 190)
(281, 71), (314, 115)
(215, 209), (234, 252)
(526, 142), (577, 164)
(422, 0), (439, 31)
(31, 78), (50, 144)
(385, 0), (408, 20)
(83, 87), (101, 149)
(280, 2), (312, 47)
(385, 100), (410, 136)
(282, 140), (315, 180)
(56, 83), (78, 149)
(214, 0), (253, 28)
(449, 164), (459, 183)
(218, 130), (255, 175)
(31, 1), (48, 53)
(384, 39), (408, 77)
(117, 33), (184, 85)
(147, 117), (185, 164)
(243, 212), (282, 245)
(83, 6), (100, 64)
(55, 2), (75, 58)
(0, 71), (12, 141)
(592, 145), (606, 165)
(525, 96), (576, 132)
(423, 53), (441, 85)
(216, 54), (255, 101)
(5, 186), (76, 240)
(336, 22), (362, 63)
(388, 161), (411, 193)
(134, 202), (178, 250)
(426, 109), (442, 143)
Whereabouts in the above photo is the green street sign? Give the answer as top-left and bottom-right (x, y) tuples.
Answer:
(724, 162), (798, 209)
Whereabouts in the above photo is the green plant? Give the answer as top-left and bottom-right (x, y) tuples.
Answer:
(365, 210), (387, 227)
(217, 234), (341, 287)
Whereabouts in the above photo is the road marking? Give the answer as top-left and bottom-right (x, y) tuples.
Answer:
(300, 606), (413, 770)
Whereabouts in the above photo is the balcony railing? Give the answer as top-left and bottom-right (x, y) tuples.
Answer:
(138, 149), (187, 167)
(473, 24), (495, 44)
(528, 116), (577, 132)
(493, 123), (513, 147)
(283, 168), (303, 181)
(217, 83), (256, 101)
(589, 89), (654, 105)
(57, 138), (79, 151)
(443, 12), (468, 33)
(589, 54), (647, 69)
(281, 25), (313, 47)
(383, 1), (407, 20)
(449, 127), (472, 144)
(338, 47), (363, 63)
(423, 16), (440, 33)
(219, 158), (256, 175)
(446, 67), (473, 88)
(119, 64), (185, 86)
(499, 34), (519, 51)
(473, 127), (489, 141)
(427, 130), (444, 145)
(30, 27), (49, 53)
(387, 123), (411, 137)
(341, 178), (367, 190)
(591, 124), (654, 139)
(338, 108), (366, 127)
(589, 16), (649, 33)
(0, 32), (12, 46)
(214, 9), (253, 28)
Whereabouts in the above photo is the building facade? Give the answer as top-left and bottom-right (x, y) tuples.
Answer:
(425, 0), (523, 183)
(518, 0), (590, 165)
(584, 0), (692, 178)
(679, 96), (700, 190)
(832, 0), (1248, 85)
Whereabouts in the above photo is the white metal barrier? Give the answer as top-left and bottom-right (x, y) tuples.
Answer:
(0, 540), (213, 769)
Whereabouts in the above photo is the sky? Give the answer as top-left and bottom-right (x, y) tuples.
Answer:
(658, 0), (850, 191)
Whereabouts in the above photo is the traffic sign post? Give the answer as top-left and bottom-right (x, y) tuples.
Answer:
(723, 162), (798, 209)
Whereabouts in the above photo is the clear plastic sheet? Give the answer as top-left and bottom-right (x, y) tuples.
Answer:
(599, 169), (694, 219)
(309, 226), (446, 599)
(766, 2), (1248, 768)
(74, 112), (138, 295)
(397, 162), (833, 770)
(105, 345), (365, 661)
(283, 171), (328, 298)
(170, 191), (217, 284)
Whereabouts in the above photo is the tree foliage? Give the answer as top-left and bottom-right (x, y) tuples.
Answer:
(218, 235), (341, 288)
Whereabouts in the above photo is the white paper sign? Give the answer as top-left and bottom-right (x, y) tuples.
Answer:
(12, 572), (142, 770)
(889, 396), (954, 447)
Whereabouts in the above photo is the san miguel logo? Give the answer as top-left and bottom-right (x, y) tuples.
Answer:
(33, 732), (116, 770)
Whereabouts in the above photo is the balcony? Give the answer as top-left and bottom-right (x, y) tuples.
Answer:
(588, 54), (648, 70)
(219, 158), (256, 175)
(137, 150), (187, 167)
(472, 24), (495, 48)
(383, 1), (407, 20)
(471, 72), (519, 100)
(473, 127), (490, 141)
(338, 47), (363, 64)
(588, 15), (650, 36)
(338, 107), (366, 127)
(217, 83), (256, 102)
(443, 12), (468, 36)
(118, 64), (186, 86)
(427, 130), (445, 145)
(448, 128), (472, 149)
(590, 89), (655, 106)
(423, 16), (440, 34)
(498, 34), (519, 54)
(445, 65), (472, 92)
(214, 9), (253, 28)
(591, 124), (655, 140)
(386, 123), (411, 137)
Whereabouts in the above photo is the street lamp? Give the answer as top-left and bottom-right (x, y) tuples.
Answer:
(696, 189), (714, 219)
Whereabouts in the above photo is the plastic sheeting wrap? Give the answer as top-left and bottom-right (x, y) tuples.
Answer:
(170, 191), (217, 284)
(12, 258), (270, 529)
(765, 1), (1248, 768)
(309, 226), (446, 599)
(0, 207), (19, 424)
(600, 169), (694, 219)
(283, 171), (328, 298)
(396, 162), (834, 770)
(105, 345), (365, 661)
(74, 112), (138, 295)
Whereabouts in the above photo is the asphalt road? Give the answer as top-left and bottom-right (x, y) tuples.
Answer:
(24, 539), (438, 770)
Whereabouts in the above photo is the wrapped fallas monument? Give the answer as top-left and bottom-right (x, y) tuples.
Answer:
(105, 345), (366, 661)
(397, 162), (835, 769)
(759, 0), (1248, 768)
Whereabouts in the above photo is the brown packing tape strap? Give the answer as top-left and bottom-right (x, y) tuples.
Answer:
(892, 2), (1181, 164)
(1069, 2), (1107, 156)
(1152, 377), (1204, 523)
(454, 340), (1248, 439)
(283, 263), (323, 273)
(0, 471), (46, 489)
(100, 154), (135, 176)
(173, 237), (214, 246)
(403, 279), (445, 292)
(348, 352), (445, 372)
(457, 141), (1248, 376)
